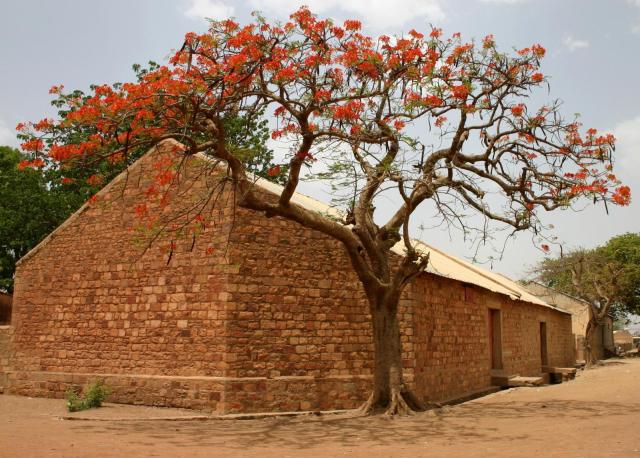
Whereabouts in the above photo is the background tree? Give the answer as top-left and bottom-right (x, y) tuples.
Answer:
(535, 233), (640, 365)
(19, 8), (630, 414)
(0, 146), (81, 292)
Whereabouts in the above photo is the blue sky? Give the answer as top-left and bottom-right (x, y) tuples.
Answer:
(1, 0), (639, 287)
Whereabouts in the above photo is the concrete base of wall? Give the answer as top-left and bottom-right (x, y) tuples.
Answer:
(4, 371), (226, 412)
(1, 370), (474, 414)
(4, 371), (379, 413)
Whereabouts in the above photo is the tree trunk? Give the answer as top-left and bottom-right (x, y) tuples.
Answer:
(358, 290), (425, 416)
(584, 319), (598, 367)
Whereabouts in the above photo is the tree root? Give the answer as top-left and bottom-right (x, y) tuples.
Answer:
(384, 389), (416, 416)
(357, 392), (378, 416)
(357, 387), (427, 417)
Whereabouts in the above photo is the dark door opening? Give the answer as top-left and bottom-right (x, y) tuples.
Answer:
(540, 322), (548, 367)
(489, 309), (503, 370)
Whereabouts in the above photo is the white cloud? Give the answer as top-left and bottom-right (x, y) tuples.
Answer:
(182, 0), (235, 21)
(182, 0), (445, 30)
(562, 35), (590, 52)
(0, 119), (18, 147)
(247, 0), (446, 30)
(612, 115), (640, 169)
(625, 0), (640, 33)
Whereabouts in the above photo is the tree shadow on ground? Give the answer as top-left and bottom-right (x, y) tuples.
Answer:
(73, 399), (640, 451)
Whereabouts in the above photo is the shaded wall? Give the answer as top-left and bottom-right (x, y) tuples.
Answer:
(0, 293), (12, 325)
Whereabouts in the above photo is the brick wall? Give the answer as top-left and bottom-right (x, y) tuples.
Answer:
(411, 278), (490, 403)
(6, 142), (575, 413)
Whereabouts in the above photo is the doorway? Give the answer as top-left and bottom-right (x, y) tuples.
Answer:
(540, 322), (548, 367)
(489, 309), (503, 370)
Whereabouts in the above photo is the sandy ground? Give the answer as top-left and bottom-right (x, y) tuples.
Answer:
(1, 359), (639, 457)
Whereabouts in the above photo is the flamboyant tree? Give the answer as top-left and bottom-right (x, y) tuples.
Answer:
(4, 62), (278, 292)
(19, 8), (630, 414)
(535, 233), (640, 365)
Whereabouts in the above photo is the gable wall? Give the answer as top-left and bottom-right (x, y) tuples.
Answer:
(7, 146), (233, 410)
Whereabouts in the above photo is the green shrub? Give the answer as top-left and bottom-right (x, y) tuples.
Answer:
(65, 380), (110, 412)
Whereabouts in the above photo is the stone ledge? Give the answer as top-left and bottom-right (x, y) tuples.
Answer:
(58, 408), (351, 422)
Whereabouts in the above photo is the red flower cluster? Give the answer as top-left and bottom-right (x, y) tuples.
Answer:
(531, 73), (544, 83)
(343, 20), (361, 31)
(332, 101), (365, 121)
(86, 174), (104, 186)
(511, 104), (525, 117)
(451, 85), (469, 100)
(267, 165), (281, 177)
(20, 139), (44, 152)
(612, 186), (631, 206)
(17, 158), (45, 170)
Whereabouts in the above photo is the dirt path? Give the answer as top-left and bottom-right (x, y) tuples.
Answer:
(1, 359), (639, 457)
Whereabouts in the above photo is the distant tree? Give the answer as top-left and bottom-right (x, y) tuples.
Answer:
(19, 8), (630, 414)
(536, 233), (640, 365)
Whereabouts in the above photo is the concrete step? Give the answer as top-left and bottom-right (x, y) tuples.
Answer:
(542, 366), (577, 376)
(490, 374), (512, 387)
(491, 373), (545, 388)
(507, 376), (544, 387)
(542, 366), (577, 383)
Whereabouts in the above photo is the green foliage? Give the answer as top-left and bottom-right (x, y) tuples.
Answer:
(598, 233), (640, 312)
(0, 146), (79, 292)
(220, 108), (288, 184)
(65, 380), (110, 412)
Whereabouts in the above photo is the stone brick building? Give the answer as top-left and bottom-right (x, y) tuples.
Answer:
(521, 281), (614, 362)
(613, 330), (634, 353)
(0, 141), (575, 413)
